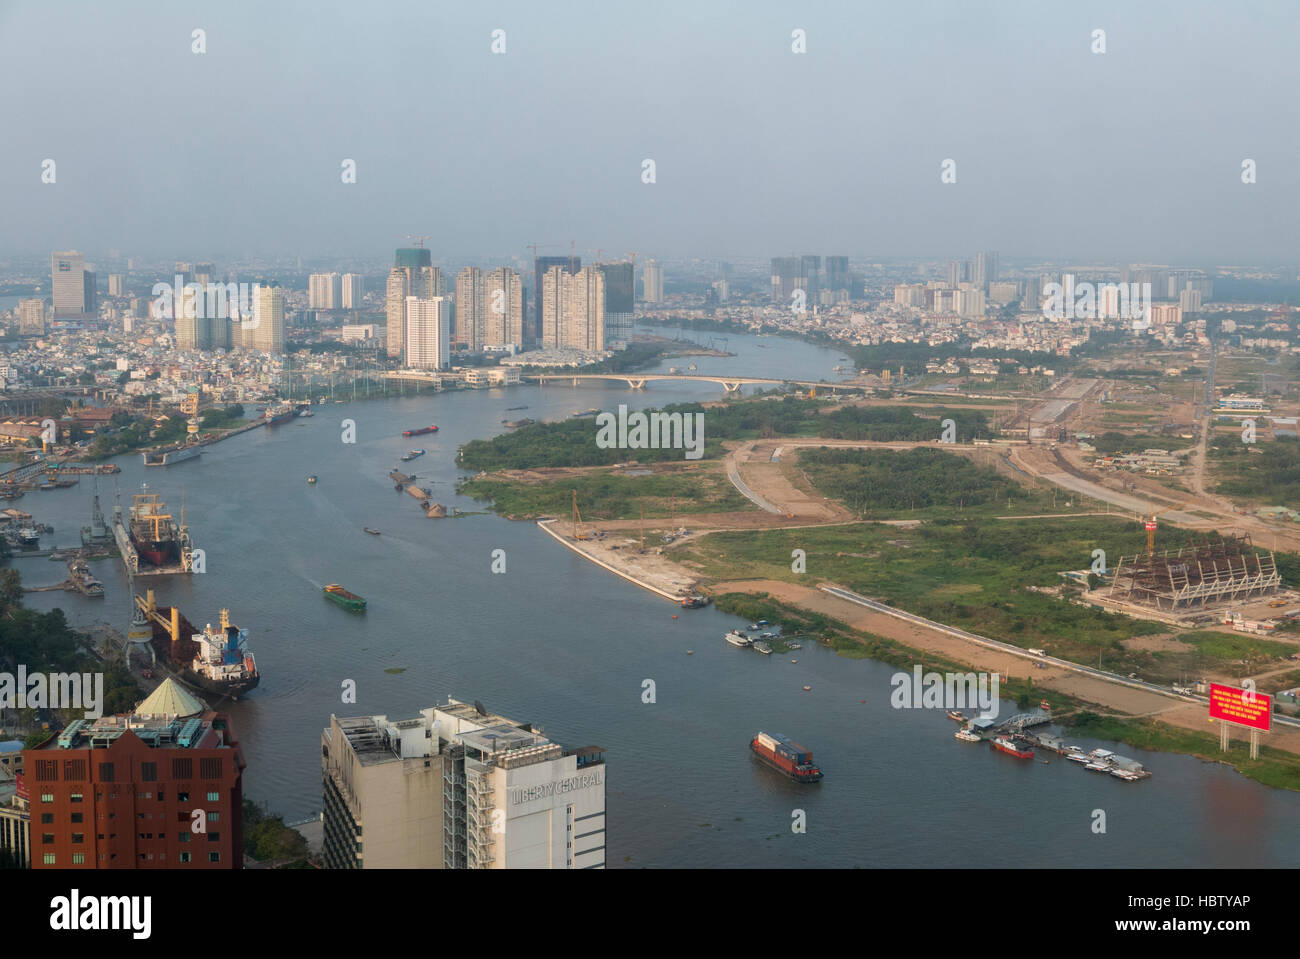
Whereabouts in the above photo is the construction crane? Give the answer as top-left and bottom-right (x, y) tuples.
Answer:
(571, 489), (589, 541)
(1143, 502), (1189, 554)
(406, 234), (431, 248)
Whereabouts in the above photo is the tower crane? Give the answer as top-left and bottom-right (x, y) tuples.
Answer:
(406, 234), (431, 248)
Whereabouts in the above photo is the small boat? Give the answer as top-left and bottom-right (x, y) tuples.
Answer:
(570, 408), (600, 418)
(1110, 768), (1142, 781)
(1065, 751), (1090, 764)
(1084, 761), (1112, 773)
(401, 449), (426, 462)
(686, 650), (693, 655)
(955, 729), (981, 742)
(298, 409), (313, 418)
(752, 641), (772, 655)
(790, 659), (798, 663)
(946, 710), (965, 722)
(724, 630), (750, 648)
(323, 584), (366, 611)
(787, 642), (802, 650)
(802, 685), (812, 691)
(363, 527), (381, 536)
(307, 475), (317, 484)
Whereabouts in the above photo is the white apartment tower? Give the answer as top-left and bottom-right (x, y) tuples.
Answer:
(341, 273), (364, 309)
(405, 296), (450, 370)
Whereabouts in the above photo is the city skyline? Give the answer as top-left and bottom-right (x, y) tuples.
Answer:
(4, 1), (1300, 263)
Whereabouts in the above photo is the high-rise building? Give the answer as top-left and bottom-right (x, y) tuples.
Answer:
(799, 255), (822, 305)
(540, 266), (566, 348)
(455, 267), (487, 351)
(598, 262), (634, 347)
(252, 286), (285, 353)
(386, 249), (441, 360)
(824, 256), (850, 296)
(17, 299), (45, 336)
(108, 274), (126, 296)
(309, 273), (342, 310)
(971, 251), (998, 290)
(25, 678), (245, 869)
(1179, 288), (1203, 313)
(565, 266), (606, 352)
(321, 698), (605, 869)
(642, 259), (663, 305)
(534, 255), (580, 343)
(51, 251), (96, 317)
(485, 268), (524, 348)
(341, 274), (364, 309)
(405, 296), (450, 370)
(946, 259), (968, 288)
(770, 257), (799, 305)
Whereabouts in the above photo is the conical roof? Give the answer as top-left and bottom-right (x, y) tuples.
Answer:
(136, 677), (206, 719)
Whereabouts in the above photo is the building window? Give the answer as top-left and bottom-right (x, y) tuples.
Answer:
(43, 853), (55, 865)
(72, 833), (84, 844)
(70, 812), (83, 823)
(207, 811), (219, 822)
(177, 791), (190, 803)
(72, 853), (84, 864)
(140, 762), (157, 782)
(209, 832), (220, 842)
(206, 791), (219, 802)
(179, 852), (191, 863)
(98, 762), (114, 782)
(40, 813), (53, 824)
(40, 793), (53, 803)
(179, 833), (190, 842)
(209, 851), (220, 863)
(70, 792), (83, 803)
(42, 834), (54, 845)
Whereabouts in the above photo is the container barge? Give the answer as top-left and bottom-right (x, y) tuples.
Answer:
(402, 425), (438, 437)
(750, 731), (823, 783)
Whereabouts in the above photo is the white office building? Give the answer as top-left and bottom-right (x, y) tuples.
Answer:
(321, 699), (605, 869)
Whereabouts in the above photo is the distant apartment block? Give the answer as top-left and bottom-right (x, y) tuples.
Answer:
(309, 273), (342, 310)
(484, 268), (524, 349)
(17, 299), (45, 336)
(341, 273), (364, 309)
(641, 259), (663, 305)
(321, 698), (605, 869)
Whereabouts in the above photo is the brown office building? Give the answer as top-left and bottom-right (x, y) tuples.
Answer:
(25, 678), (245, 869)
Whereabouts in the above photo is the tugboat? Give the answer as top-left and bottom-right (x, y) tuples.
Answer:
(991, 735), (1035, 759)
(750, 731), (823, 783)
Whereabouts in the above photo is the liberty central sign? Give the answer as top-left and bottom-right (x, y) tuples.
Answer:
(509, 770), (603, 806)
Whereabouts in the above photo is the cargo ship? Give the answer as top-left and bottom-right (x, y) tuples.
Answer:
(991, 735), (1035, 759)
(142, 444), (203, 467)
(323, 583), (366, 611)
(136, 594), (259, 698)
(128, 491), (182, 567)
(402, 425), (438, 437)
(265, 403), (295, 426)
(750, 731), (823, 783)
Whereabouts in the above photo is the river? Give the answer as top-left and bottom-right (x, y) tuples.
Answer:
(19, 325), (1300, 867)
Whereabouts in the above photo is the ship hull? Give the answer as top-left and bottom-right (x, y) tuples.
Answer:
(180, 667), (260, 699)
(323, 588), (366, 611)
(131, 537), (176, 567)
(992, 740), (1034, 759)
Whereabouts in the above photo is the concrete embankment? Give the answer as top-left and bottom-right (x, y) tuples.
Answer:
(536, 518), (695, 604)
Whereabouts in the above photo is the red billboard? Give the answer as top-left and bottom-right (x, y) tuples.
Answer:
(1208, 683), (1272, 732)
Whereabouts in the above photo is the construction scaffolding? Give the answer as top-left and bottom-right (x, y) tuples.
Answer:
(1108, 535), (1282, 611)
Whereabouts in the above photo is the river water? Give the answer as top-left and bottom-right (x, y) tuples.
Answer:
(20, 326), (1300, 867)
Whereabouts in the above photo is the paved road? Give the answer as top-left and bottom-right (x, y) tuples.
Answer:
(819, 583), (1300, 730)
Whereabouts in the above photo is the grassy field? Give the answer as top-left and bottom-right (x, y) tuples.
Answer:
(457, 465), (753, 520)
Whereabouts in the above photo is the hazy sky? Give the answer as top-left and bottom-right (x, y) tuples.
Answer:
(3, 0), (1298, 264)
